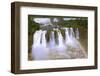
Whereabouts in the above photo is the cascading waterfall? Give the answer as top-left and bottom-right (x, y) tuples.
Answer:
(65, 28), (71, 45)
(70, 28), (75, 38)
(49, 31), (56, 49)
(41, 30), (47, 47)
(32, 30), (49, 60)
(33, 30), (42, 47)
(32, 26), (87, 60)
(57, 30), (64, 47)
(56, 30), (66, 53)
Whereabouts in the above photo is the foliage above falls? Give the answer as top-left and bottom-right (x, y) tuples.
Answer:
(28, 15), (88, 34)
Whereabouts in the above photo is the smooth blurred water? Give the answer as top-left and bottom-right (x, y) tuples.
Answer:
(32, 30), (49, 60)
(32, 27), (86, 60)
(49, 31), (56, 49)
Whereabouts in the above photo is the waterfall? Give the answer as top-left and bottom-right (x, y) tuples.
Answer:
(57, 30), (64, 47)
(65, 28), (70, 44)
(70, 28), (75, 38)
(41, 30), (47, 47)
(32, 27), (86, 60)
(31, 18), (87, 60)
(32, 30), (49, 60)
(56, 30), (66, 53)
(65, 28), (79, 48)
(49, 31), (56, 49)
(33, 30), (42, 47)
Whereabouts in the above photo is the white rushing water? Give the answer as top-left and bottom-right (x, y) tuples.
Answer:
(32, 30), (49, 60)
(32, 30), (42, 47)
(41, 30), (47, 47)
(32, 28), (87, 60)
(65, 28), (71, 45)
(49, 31), (56, 49)
(56, 30), (66, 53)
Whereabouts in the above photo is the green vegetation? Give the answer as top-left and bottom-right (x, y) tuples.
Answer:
(28, 15), (40, 34)
(28, 15), (87, 33)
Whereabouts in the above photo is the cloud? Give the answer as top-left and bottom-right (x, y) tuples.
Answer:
(33, 18), (51, 24)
